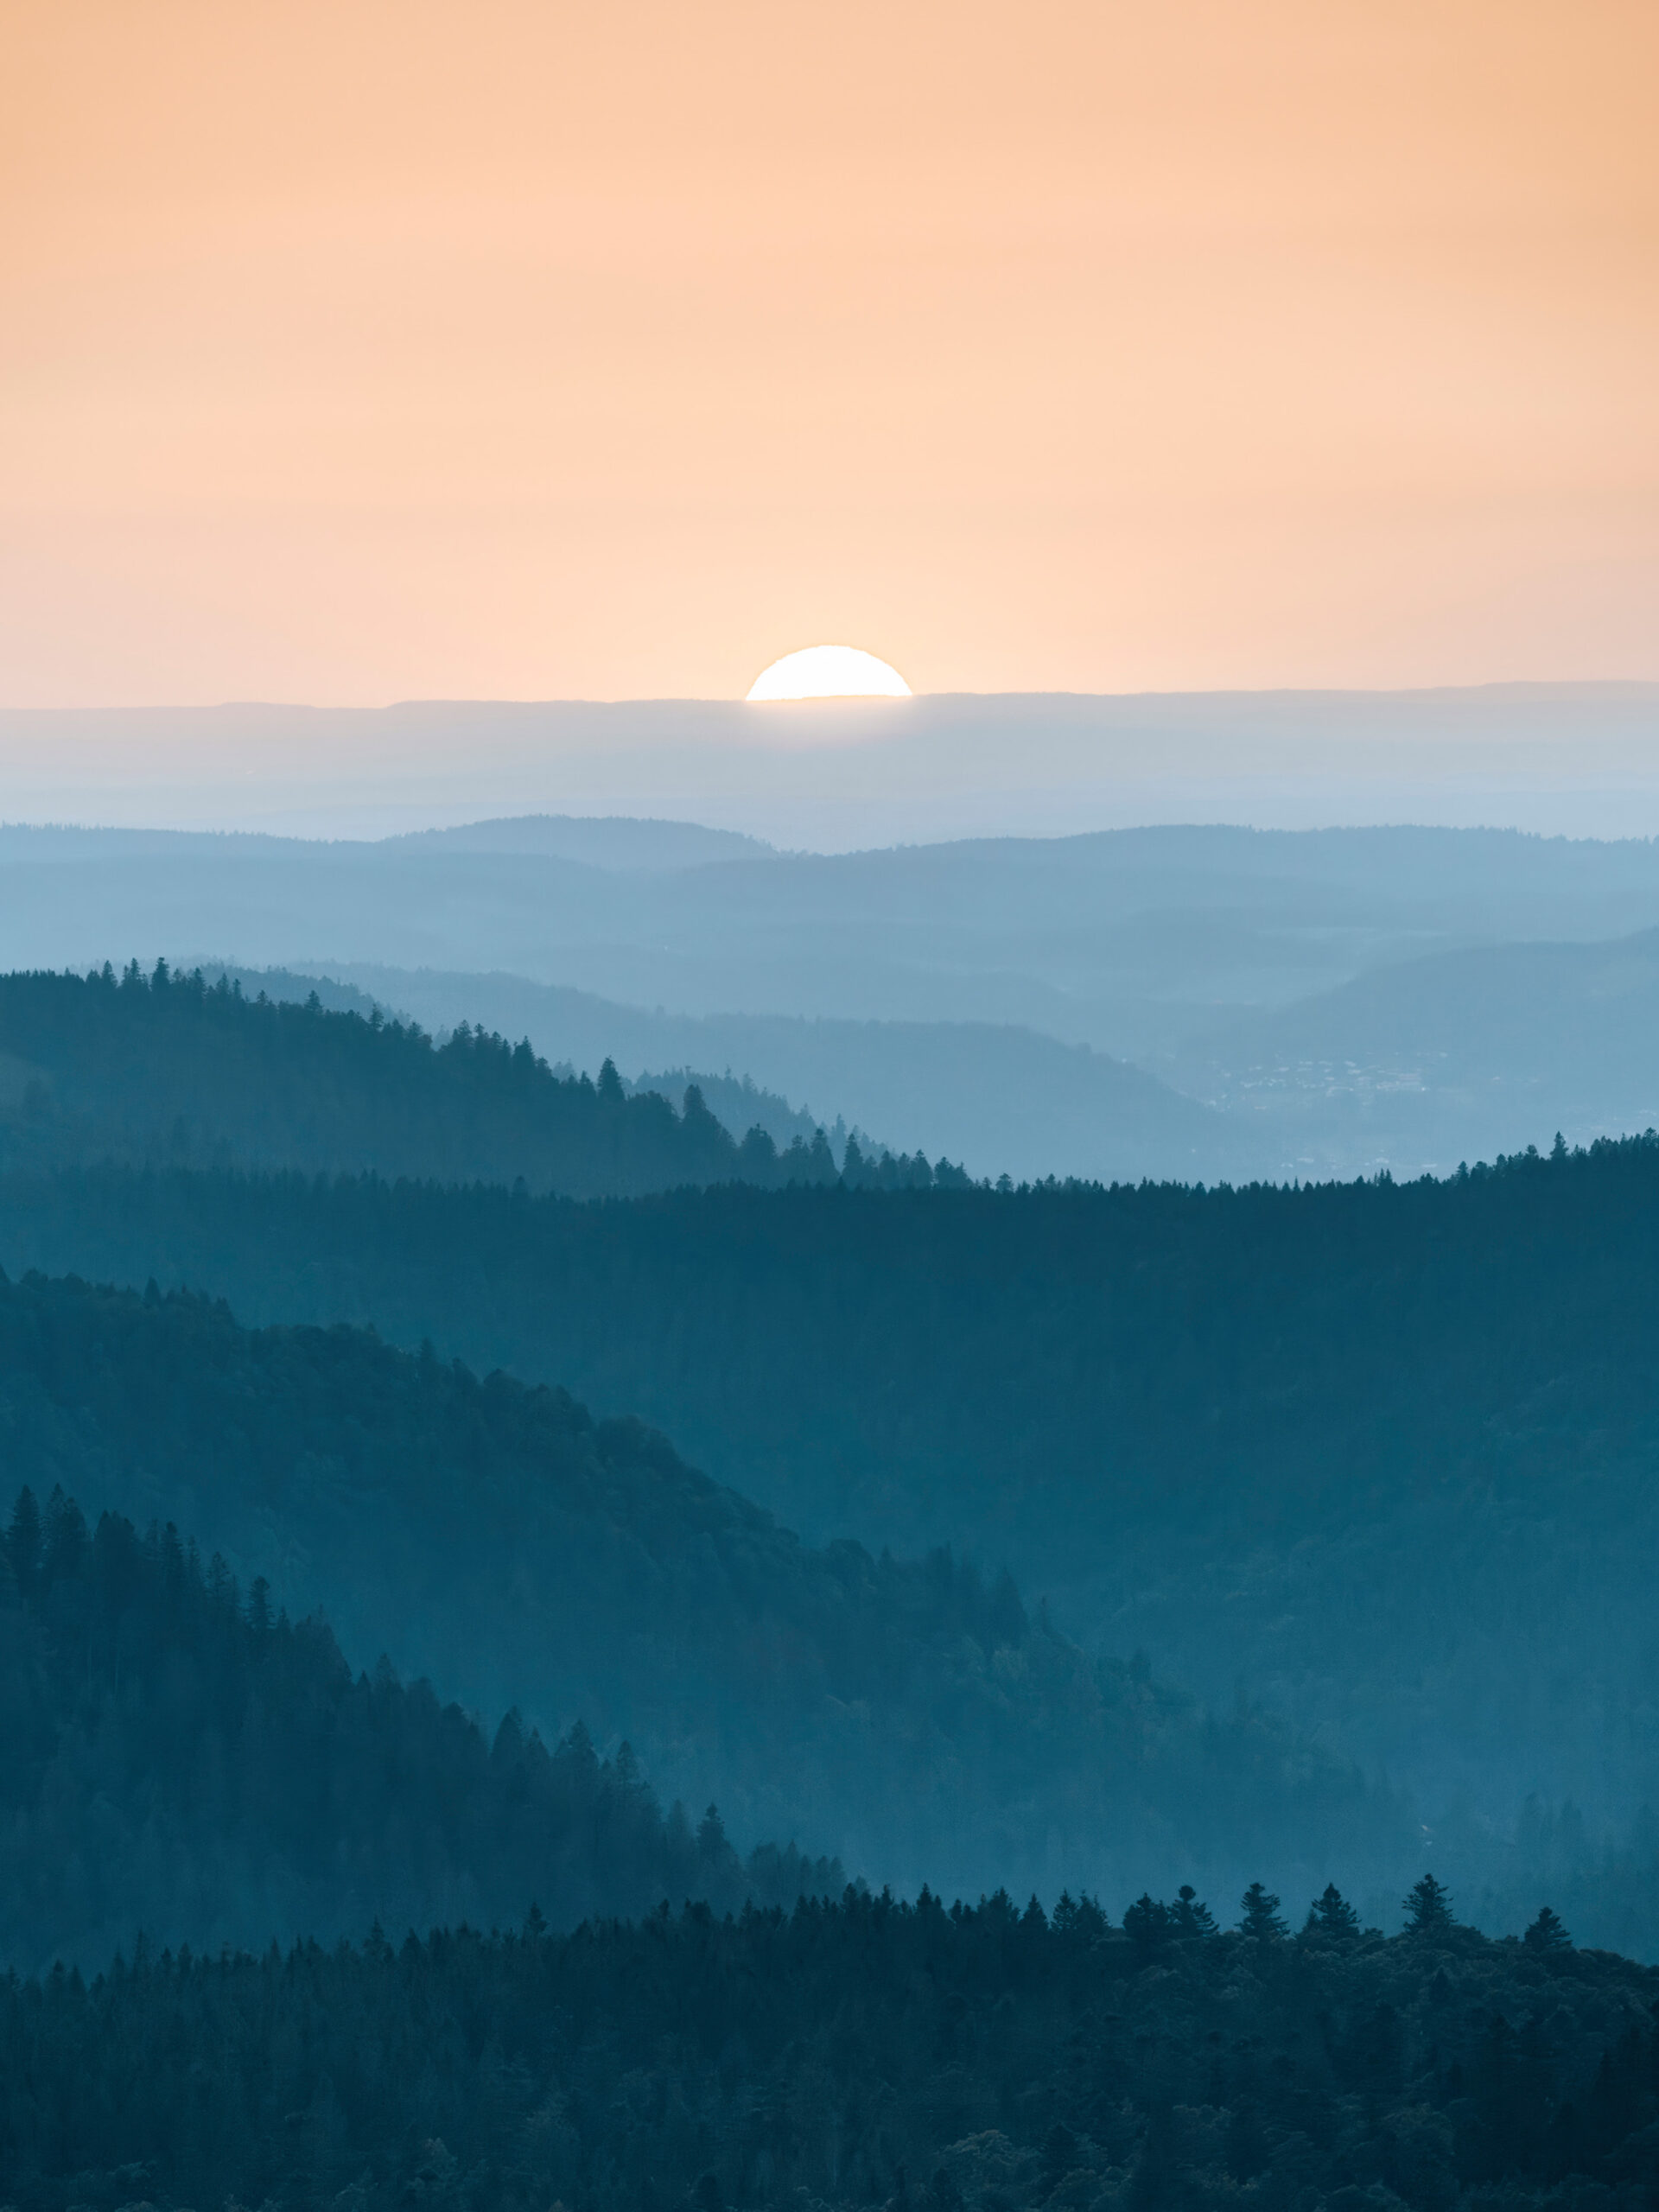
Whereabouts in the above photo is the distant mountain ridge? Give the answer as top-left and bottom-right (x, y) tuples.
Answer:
(385, 811), (772, 871)
(185, 928), (1659, 1187)
(3, 683), (1655, 845)
(10, 814), (1659, 1179)
(10, 820), (1659, 1069)
(1171, 924), (1659, 1176)
(275, 958), (1259, 1185)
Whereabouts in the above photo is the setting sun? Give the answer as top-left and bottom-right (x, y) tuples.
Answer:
(746, 646), (912, 702)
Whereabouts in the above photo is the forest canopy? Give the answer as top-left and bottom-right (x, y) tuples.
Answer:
(0, 962), (963, 1198)
(4, 1874), (1655, 2212)
(0, 1480), (841, 1973)
(7, 1135), (1659, 1937)
(8, 968), (1659, 1942)
(0, 1273), (1379, 1944)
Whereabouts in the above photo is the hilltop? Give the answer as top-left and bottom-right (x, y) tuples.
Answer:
(0, 962), (960, 1196)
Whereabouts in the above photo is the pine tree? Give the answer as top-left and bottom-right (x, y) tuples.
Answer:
(1523, 1905), (1571, 1953)
(1239, 1882), (1287, 1942)
(1173, 1884), (1219, 1937)
(1404, 1872), (1455, 1935)
(1305, 1882), (1361, 1937)
(1122, 1893), (1171, 1953)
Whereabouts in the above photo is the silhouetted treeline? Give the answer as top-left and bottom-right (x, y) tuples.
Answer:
(0, 1271), (1376, 1929)
(0, 963), (966, 1197)
(6, 1875), (1656, 2212)
(0, 1480), (842, 1973)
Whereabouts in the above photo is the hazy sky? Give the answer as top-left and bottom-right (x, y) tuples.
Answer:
(3, 1), (1655, 706)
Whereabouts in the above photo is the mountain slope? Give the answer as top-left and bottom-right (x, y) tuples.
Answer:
(188, 963), (872, 1159)
(387, 810), (772, 869)
(11, 1141), (1659, 1921)
(9, 819), (1659, 1064)
(15, 815), (1659, 1178)
(0, 962), (898, 1196)
(1171, 925), (1659, 1176)
(293, 959), (1260, 1183)
(0, 1268), (1372, 1917)
(0, 1484), (840, 1973)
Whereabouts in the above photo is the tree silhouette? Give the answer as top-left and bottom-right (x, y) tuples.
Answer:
(1306, 1881), (1361, 1936)
(1239, 1881), (1287, 1942)
(1524, 1904), (1572, 1953)
(1172, 1883), (1219, 1937)
(1404, 1872), (1455, 1934)
(1122, 1893), (1170, 1955)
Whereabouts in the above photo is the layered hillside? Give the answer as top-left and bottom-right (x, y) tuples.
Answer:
(0, 1484), (841, 1973)
(0, 962), (959, 1196)
(296, 958), (1261, 1185)
(11, 1141), (1659, 1936)
(0, 1270), (1373, 1922)
(1167, 923), (1659, 1176)
(10, 815), (1659, 1066)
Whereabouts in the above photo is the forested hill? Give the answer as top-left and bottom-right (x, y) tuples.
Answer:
(8, 1875), (1657, 2212)
(0, 1268), (1377, 1928)
(0, 1483), (841, 1974)
(12, 1141), (1659, 1940)
(0, 963), (963, 1197)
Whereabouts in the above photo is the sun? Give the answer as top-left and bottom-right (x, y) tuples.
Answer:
(745, 645), (912, 702)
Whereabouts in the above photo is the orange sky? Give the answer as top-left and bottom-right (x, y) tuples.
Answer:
(1, 0), (1655, 705)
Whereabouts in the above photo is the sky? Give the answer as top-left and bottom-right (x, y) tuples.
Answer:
(2, 1), (1655, 708)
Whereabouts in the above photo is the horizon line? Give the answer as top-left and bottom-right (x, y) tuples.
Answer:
(1, 677), (1656, 718)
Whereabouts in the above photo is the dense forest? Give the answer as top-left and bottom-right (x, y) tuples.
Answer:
(6, 1874), (1656, 2212)
(0, 963), (961, 1197)
(9, 1136), (1659, 1895)
(0, 1272), (1379, 1936)
(0, 1482), (840, 1973)
(8, 970), (1659, 1944)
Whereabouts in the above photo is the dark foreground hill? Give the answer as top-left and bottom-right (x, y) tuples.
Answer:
(0, 1484), (839, 1974)
(6, 1876), (1656, 2212)
(0, 1270), (1374, 1923)
(0, 963), (962, 1198)
(11, 1141), (1659, 1930)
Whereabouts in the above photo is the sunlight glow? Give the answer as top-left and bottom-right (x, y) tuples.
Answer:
(745, 645), (912, 701)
